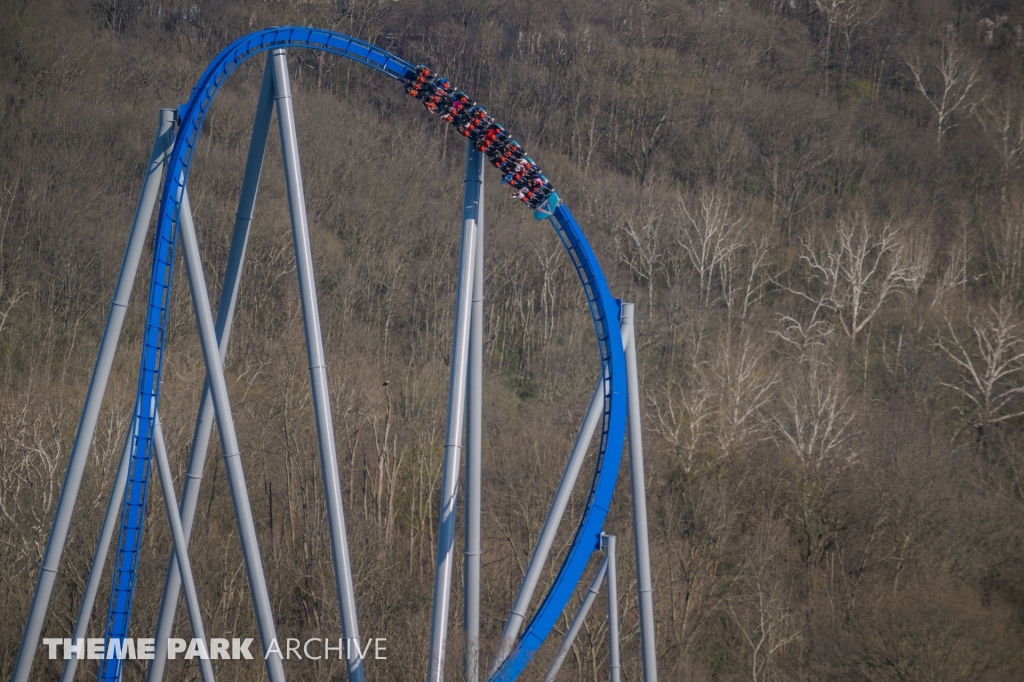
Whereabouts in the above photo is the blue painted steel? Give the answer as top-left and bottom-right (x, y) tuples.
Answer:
(489, 205), (627, 682)
(98, 196), (177, 681)
(99, 31), (413, 680)
(99, 27), (626, 682)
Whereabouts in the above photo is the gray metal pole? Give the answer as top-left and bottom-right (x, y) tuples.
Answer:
(463, 143), (484, 682)
(491, 376), (606, 673)
(541, 556), (609, 682)
(177, 188), (286, 682)
(61, 428), (133, 682)
(147, 55), (275, 682)
(63, 176), (211, 680)
(152, 417), (215, 682)
(620, 303), (658, 682)
(427, 143), (479, 682)
(270, 48), (364, 682)
(603, 534), (621, 682)
(12, 107), (176, 682)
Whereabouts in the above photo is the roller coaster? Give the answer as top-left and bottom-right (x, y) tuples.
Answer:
(11, 28), (657, 682)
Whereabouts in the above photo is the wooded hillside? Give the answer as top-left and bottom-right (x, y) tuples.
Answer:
(2, 0), (1024, 679)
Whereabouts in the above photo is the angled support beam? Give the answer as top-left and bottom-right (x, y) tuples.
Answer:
(13, 107), (176, 682)
(152, 416), (215, 681)
(61, 428), (133, 682)
(178, 181), (286, 682)
(270, 47), (365, 682)
(540, 536), (618, 682)
(464, 142), (484, 682)
(66, 150), (236, 682)
(541, 555), (609, 682)
(428, 135), (479, 682)
(491, 374), (606, 674)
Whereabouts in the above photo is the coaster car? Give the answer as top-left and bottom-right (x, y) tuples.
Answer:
(443, 93), (472, 123)
(461, 108), (491, 138)
(476, 125), (506, 154)
(404, 65), (557, 216)
(425, 78), (452, 108)
(407, 65), (432, 97)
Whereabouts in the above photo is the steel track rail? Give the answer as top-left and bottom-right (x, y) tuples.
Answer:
(102, 26), (625, 682)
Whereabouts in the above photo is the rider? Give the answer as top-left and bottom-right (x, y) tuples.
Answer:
(443, 93), (470, 123)
(407, 65), (431, 97)
(477, 124), (504, 153)
(407, 67), (555, 211)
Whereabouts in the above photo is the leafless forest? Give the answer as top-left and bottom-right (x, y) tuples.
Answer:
(3, 0), (1024, 679)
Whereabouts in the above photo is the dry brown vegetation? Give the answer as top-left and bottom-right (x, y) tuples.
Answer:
(3, 0), (1024, 680)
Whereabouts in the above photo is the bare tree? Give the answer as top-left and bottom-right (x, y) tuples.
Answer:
(652, 335), (776, 470)
(772, 360), (857, 473)
(773, 361), (859, 582)
(937, 301), (1024, 446)
(774, 293), (837, 359)
(977, 95), (1024, 205)
(990, 206), (1024, 301)
(677, 187), (745, 309)
(748, 104), (834, 239)
(0, 402), (73, 566)
(813, 0), (867, 97)
(798, 216), (913, 345)
(617, 195), (666, 320)
(0, 181), (24, 340)
(661, 481), (740, 668)
(901, 228), (934, 298)
(370, 382), (402, 543)
(709, 337), (778, 459)
(652, 378), (714, 474)
(932, 227), (971, 309)
(0, 288), (23, 340)
(907, 39), (981, 151)
(727, 525), (802, 682)
(722, 233), (775, 322)
(612, 47), (683, 185)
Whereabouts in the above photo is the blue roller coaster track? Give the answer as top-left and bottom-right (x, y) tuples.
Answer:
(80, 27), (622, 682)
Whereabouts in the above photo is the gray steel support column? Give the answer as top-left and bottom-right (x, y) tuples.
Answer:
(61, 429), (133, 682)
(270, 48), (364, 682)
(177, 189), (286, 682)
(603, 534), (621, 682)
(427, 140), (479, 682)
(491, 376), (606, 673)
(541, 556), (609, 682)
(148, 55), (275, 682)
(12, 107), (176, 682)
(152, 418), (215, 682)
(620, 303), (658, 682)
(463, 143), (484, 682)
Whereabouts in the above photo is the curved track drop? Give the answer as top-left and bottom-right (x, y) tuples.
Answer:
(15, 27), (630, 682)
